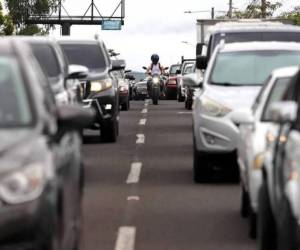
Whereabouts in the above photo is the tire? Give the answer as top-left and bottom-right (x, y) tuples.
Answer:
(193, 140), (210, 183)
(258, 182), (276, 250)
(277, 197), (298, 250)
(101, 119), (118, 143)
(248, 207), (257, 239)
(186, 99), (193, 110)
(241, 187), (249, 218)
(121, 99), (130, 111)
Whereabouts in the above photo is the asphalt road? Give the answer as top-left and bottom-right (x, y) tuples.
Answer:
(81, 100), (256, 250)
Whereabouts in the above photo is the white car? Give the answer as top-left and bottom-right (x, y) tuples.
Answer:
(231, 66), (299, 239)
(192, 41), (300, 183)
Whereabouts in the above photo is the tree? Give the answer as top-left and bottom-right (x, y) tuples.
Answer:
(281, 6), (300, 25)
(4, 0), (60, 35)
(0, 2), (14, 35)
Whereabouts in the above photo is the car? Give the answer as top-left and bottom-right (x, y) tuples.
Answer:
(0, 38), (94, 249)
(192, 41), (300, 183)
(230, 66), (299, 239)
(177, 60), (196, 102)
(133, 79), (148, 100)
(257, 68), (300, 250)
(182, 65), (204, 110)
(111, 59), (130, 111)
(197, 21), (300, 62)
(164, 63), (181, 99)
(59, 38), (122, 142)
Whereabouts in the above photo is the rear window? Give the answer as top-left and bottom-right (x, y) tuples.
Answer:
(30, 43), (61, 78)
(60, 43), (108, 73)
(169, 65), (180, 75)
(212, 32), (300, 51)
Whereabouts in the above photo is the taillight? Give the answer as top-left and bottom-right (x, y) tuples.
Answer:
(168, 79), (177, 85)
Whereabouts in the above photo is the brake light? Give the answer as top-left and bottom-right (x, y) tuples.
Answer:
(168, 79), (177, 85)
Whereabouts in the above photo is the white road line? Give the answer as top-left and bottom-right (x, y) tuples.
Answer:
(114, 227), (136, 250)
(139, 118), (147, 126)
(178, 111), (192, 114)
(127, 196), (140, 201)
(136, 134), (145, 144)
(126, 162), (142, 184)
(141, 108), (148, 114)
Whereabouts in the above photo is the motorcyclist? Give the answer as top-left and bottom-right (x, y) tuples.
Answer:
(146, 54), (165, 94)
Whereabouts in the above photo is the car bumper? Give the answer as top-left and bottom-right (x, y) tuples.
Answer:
(193, 112), (239, 153)
(0, 183), (56, 246)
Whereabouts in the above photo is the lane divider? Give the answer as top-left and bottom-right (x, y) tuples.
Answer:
(136, 134), (145, 144)
(139, 118), (147, 126)
(114, 226), (136, 250)
(141, 108), (148, 114)
(126, 162), (142, 184)
(127, 196), (140, 201)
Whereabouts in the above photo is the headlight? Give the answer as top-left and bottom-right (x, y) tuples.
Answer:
(253, 153), (265, 170)
(153, 77), (160, 84)
(200, 96), (231, 117)
(0, 163), (45, 204)
(90, 79), (113, 92)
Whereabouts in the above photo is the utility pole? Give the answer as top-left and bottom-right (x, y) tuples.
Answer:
(211, 7), (215, 19)
(228, 0), (233, 18)
(261, 0), (267, 18)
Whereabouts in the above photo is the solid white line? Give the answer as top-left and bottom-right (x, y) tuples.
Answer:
(126, 162), (142, 184)
(141, 108), (148, 114)
(114, 226), (136, 250)
(136, 134), (145, 144)
(139, 118), (147, 126)
(178, 111), (192, 114)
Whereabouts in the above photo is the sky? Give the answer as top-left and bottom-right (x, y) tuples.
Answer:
(4, 0), (298, 71)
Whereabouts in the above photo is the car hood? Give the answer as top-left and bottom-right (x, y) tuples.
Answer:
(204, 84), (262, 109)
(0, 129), (49, 173)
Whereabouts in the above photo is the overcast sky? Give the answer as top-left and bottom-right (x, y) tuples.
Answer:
(45, 0), (298, 70)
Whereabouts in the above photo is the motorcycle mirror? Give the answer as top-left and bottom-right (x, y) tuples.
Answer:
(164, 67), (169, 70)
(142, 66), (147, 70)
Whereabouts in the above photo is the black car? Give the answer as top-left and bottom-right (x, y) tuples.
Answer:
(0, 38), (94, 249)
(59, 39), (121, 142)
(133, 80), (148, 100)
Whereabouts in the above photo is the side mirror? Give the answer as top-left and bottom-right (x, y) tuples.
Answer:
(57, 105), (95, 131)
(164, 67), (169, 70)
(125, 69), (132, 74)
(112, 59), (126, 71)
(182, 73), (203, 88)
(142, 66), (147, 70)
(68, 65), (89, 80)
(176, 69), (181, 74)
(196, 43), (205, 57)
(231, 109), (254, 125)
(196, 55), (208, 70)
(269, 101), (298, 124)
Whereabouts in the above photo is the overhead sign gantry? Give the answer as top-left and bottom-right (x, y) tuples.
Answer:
(25, 0), (125, 35)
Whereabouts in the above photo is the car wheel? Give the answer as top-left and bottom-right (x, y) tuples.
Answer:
(248, 206), (257, 239)
(121, 99), (129, 111)
(186, 99), (193, 110)
(241, 186), (249, 218)
(101, 119), (118, 143)
(258, 182), (276, 250)
(177, 87), (184, 102)
(277, 197), (298, 250)
(193, 140), (210, 183)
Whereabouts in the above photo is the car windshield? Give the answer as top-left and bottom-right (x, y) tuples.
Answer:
(60, 43), (107, 73)
(30, 43), (61, 79)
(210, 50), (300, 86)
(0, 57), (32, 127)
(213, 32), (300, 50)
(169, 65), (180, 74)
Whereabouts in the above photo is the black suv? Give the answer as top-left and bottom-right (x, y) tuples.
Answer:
(59, 39), (121, 142)
(0, 38), (93, 249)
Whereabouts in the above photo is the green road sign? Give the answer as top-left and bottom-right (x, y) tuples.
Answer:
(102, 20), (122, 30)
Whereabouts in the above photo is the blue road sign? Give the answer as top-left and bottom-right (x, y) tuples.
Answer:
(102, 20), (122, 30)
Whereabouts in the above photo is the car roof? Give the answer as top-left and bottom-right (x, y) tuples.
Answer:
(57, 37), (105, 46)
(208, 22), (300, 34)
(220, 41), (300, 52)
(271, 66), (300, 79)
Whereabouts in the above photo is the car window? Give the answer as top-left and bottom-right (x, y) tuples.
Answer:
(169, 65), (180, 74)
(60, 43), (107, 73)
(184, 65), (194, 74)
(30, 43), (61, 79)
(252, 75), (272, 113)
(210, 50), (300, 86)
(261, 77), (291, 121)
(0, 57), (33, 127)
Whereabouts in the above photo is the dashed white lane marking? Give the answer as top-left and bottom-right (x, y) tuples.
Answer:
(141, 108), (148, 114)
(178, 111), (192, 114)
(126, 162), (142, 184)
(114, 227), (136, 250)
(139, 118), (147, 126)
(127, 196), (140, 201)
(136, 134), (145, 144)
